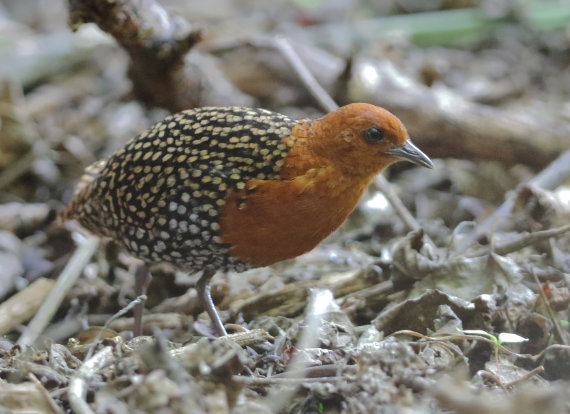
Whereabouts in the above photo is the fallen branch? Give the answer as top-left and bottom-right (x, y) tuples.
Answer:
(476, 149), (570, 237)
(261, 289), (333, 412)
(68, 0), (202, 112)
(18, 234), (99, 346)
(68, 346), (114, 414)
(0, 278), (55, 335)
(531, 269), (567, 346)
(350, 57), (569, 169)
(465, 224), (570, 258)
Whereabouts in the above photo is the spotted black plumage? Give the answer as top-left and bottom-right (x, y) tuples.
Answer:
(64, 107), (297, 272)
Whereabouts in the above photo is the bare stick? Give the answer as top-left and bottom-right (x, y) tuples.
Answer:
(373, 175), (420, 231)
(223, 328), (273, 347)
(234, 375), (342, 385)
(27, 373), (65, 414)
(0, 278), (55, 335)
(466, 224), (570, 258)
(477, 148), (570, 237)
(261, 289), (334, 412)
(68, 346), (114, 414)
(531, 269), (567, 346)
(271, 36), (339, 113)
(0, 150), (36, 191)
(503, 366), (545, 388)
(68, 0), (202, 112)
(208, 36), (340, 113)
(85, 294), (147, 361)
(18, 234), (99, 346)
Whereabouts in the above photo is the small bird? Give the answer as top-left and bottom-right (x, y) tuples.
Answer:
(61, 103), (433, 336)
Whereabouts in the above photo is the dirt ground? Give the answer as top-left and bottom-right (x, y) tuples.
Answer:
(0, 0), (569, 413)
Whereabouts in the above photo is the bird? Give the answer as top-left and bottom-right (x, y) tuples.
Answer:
(60, 103), (433, 336)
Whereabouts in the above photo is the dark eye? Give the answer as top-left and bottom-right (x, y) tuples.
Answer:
(363, 127), (385, 143)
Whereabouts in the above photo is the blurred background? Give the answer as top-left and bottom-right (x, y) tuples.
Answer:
(0, 1), (570, 412)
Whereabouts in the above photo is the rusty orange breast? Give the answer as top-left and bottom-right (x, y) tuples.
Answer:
(219, 166), (373, 268)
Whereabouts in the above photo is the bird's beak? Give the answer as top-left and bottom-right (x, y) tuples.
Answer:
(386, 140), (433, 169)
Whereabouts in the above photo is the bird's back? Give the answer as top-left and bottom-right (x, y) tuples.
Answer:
(62, 106), (297, 272)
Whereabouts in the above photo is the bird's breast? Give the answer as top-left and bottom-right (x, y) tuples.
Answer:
(219, 167), (372, 267)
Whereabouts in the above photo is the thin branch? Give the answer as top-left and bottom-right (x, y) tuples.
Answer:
(271, 36), (339, 113)
(0, 278), (56, 335)
(388, 329), (570, 362)
(85, 294), (147, 361)
(531, 269), (567, 346)
(477, 148), (570, 237)
(68, 346), (114, 414)
(503, 366), (545, 388)
(68, 0), (202, 112)
(465, 224), (570, 258)
(261, 289), (333, 412)
(18, 234), (99, 346)
(373, 176), (437, 252)
(233, 375), (343, 385)
(0, 150), (36, 191)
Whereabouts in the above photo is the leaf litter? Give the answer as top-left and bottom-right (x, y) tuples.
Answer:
(0, 0), (569, 413)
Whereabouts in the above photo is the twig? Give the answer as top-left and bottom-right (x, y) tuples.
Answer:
(388, 329), (570, 362)
(495, 224), (570, 255)
(27, 374), (65, 414)
(475, 370), (508, 390)
(465, 224), (570, 258)
(233, 375), (341, 385)
(271, 36), (338, 113)
(270, 364), (356, 379)
(503, 365), (545, 388)
(531, 269), (567, 346)
(223, 328), (274, 347)
(68, 346), (114, 414)
(85, 294), (147, 361)
(206, 36), (339, 113)
(261, 289), (333, 412)
(477, 149), (570, 237)
(0, 278), (56, 335)
(0, 150), (36, 191)
(18, 234), (99, 346)
(373, 176), (437, 253)
(68, 0), (202, 112)
(525, 344), (570, 362)
(373, 175), (421, 232)
(133, 263), (151, 337)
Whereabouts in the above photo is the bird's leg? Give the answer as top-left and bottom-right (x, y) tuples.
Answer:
(133, 263), (152, 337)
(196, 268), (227, 336)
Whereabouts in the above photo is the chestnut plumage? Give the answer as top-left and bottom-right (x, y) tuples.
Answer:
(61, 103), (433, 336)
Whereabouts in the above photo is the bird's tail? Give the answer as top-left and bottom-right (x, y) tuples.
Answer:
(57, 159), (107, 223)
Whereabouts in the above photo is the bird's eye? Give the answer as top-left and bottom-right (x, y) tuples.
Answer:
(363, 127), (385, 143)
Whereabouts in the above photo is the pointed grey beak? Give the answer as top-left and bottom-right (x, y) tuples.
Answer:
(385, 140), (433, 169)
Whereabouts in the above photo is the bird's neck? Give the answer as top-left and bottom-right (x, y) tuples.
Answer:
(220, 159), (375, 268)
(280, 120), (383, 180)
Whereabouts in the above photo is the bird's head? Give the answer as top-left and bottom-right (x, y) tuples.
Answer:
(310, 103), (433, 177)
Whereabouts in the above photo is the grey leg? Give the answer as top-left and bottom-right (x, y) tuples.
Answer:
(196, 269), (227, 336)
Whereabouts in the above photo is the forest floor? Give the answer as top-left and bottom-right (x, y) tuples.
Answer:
(0, 0), (569, 413)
